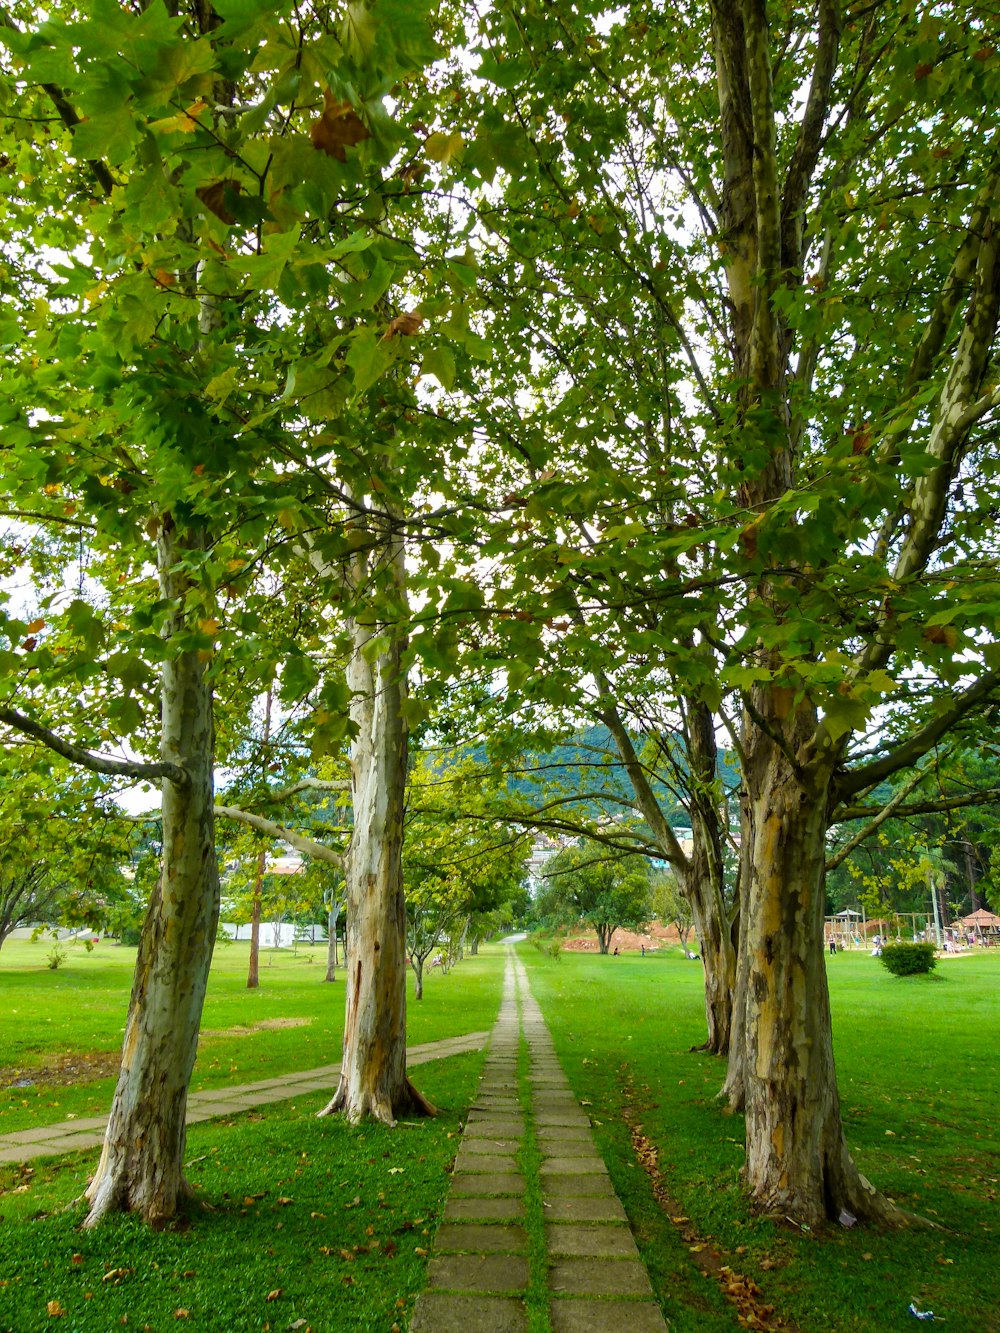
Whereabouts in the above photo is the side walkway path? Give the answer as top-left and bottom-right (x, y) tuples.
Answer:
(0, 1030), (489, 1166)
(411, 951), (668, 1333)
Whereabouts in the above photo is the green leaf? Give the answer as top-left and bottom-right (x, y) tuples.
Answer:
(421, 345), (456, 390)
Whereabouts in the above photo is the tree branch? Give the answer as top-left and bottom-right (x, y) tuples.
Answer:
(780, 0), (841, 271)
(836, 671), (1000, 799)
(213, 804), (344, 867)
(826, 762), (929, 870)
(0, 707), (187, 786)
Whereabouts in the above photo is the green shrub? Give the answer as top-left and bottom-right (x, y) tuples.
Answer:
(879, 941), (938, 976)
(119, 926), (142, 947)
(531, 929), (563, 959)
(46, 944), (67, 970)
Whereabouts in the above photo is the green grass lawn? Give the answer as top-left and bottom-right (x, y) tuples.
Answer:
(3, 937), (998, 1331)
(0, 938), (505, 1332)
(520, 943), (1000, 1333)
(0, 937), (505, 1134)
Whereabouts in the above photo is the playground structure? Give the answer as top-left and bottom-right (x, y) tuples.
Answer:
(824, 906), (1000, 952)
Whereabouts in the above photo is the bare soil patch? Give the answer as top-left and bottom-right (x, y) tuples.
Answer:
(199, 1017), (313, 1039)
(1, 1050), (121, 1089)
(562, 923), (685, 953)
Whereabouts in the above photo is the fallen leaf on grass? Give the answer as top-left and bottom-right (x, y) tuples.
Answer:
(174, 1311), (189, 1320)
(277, 1197), (293, 1205)
(266, 1289), (283, 1302)
(414, 1247), (428, 1257)
(103, 1268), (134, 1284)
(47, 1300), (66, 1317)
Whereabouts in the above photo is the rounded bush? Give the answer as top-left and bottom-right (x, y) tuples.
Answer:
(878, 942), (938, 976)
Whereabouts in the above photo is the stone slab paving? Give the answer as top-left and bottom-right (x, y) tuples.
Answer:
(412, 950), (668, 1332)
(0, 1029), (490, 1166)
(410, 1293), (528, 1333)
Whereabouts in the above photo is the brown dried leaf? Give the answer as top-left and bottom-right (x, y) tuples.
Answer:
(383, 311), (423, 340)
(310, 90), (371, 161)
(266, 1289), (282, 1302)
(47, 1301), (66, 1317)
(196, 180), (241, 225)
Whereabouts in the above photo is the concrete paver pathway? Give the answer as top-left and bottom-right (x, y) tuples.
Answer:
(0, 1030), (489, 1166)
(411, 951), (668, 1332)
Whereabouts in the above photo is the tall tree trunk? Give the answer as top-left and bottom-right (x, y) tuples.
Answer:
(246, 847), (264, 990)
(684, 700), (737, 1055)
(720, 824), (751, 1111)
(318, 517), (433, 1124)
(247, 688), (272, 990)
(84, 516), (220, 1228)
(684, 857), (736, 1055)
(740, 708), (899, 1226)
(324, 897), (340, 982)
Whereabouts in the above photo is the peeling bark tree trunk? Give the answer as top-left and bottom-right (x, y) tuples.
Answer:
(684, 701), (737, 1055)
(318, 517), (433, 1124)
(740, 707), (900, 1227)
(247, 847), (264, 990)
(684, 851), (736, 1055)
(84, 516), (220, 1228)
(324, 897), (340, 982)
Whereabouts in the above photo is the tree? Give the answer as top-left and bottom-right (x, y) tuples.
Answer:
(0, 758), (128, 951)
(540, 842), (652, 955)
(651, 868), (694, 955)
(0, 0), (448, 1218)
(428, 0), (1000, 1228)
(403, 756), (527, 998)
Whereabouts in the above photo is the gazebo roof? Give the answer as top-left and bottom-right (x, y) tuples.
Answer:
(960, 909), (1000, 928)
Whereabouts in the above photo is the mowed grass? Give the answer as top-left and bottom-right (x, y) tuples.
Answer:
(520, 944), (1000, 1333)
(0, 1053), (483, 1333)
(0, 937), (505, 1134)
(0, 940), (505, 1332)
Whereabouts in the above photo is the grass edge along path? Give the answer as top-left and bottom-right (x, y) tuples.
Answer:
(518, 943), (1000, 1333)
(0, 1049), (487, 1333)
(0, 1031), (490, 1167)
(411, 951), (672, 1332)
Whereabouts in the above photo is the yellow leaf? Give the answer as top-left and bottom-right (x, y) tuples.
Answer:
(47, 1300), (66, 1317)
(423, 131), (464, 164)
(149, 100), (205, 135)
(26, 618), (45, 633)
(198, 618), (220, 635)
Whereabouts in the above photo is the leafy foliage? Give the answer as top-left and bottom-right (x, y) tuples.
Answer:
(879, 943), (939, 977)
(534, 842), (653, 954)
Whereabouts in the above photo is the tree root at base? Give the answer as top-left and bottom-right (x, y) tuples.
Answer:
(80, 1169), (197, 1230)
(316, 1075), (437, 1125)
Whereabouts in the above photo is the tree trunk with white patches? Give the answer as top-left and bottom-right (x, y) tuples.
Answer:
(318, 523), (433, 1124)
(83, 516), (220, 1228)
(739, 701), (900, 1227)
